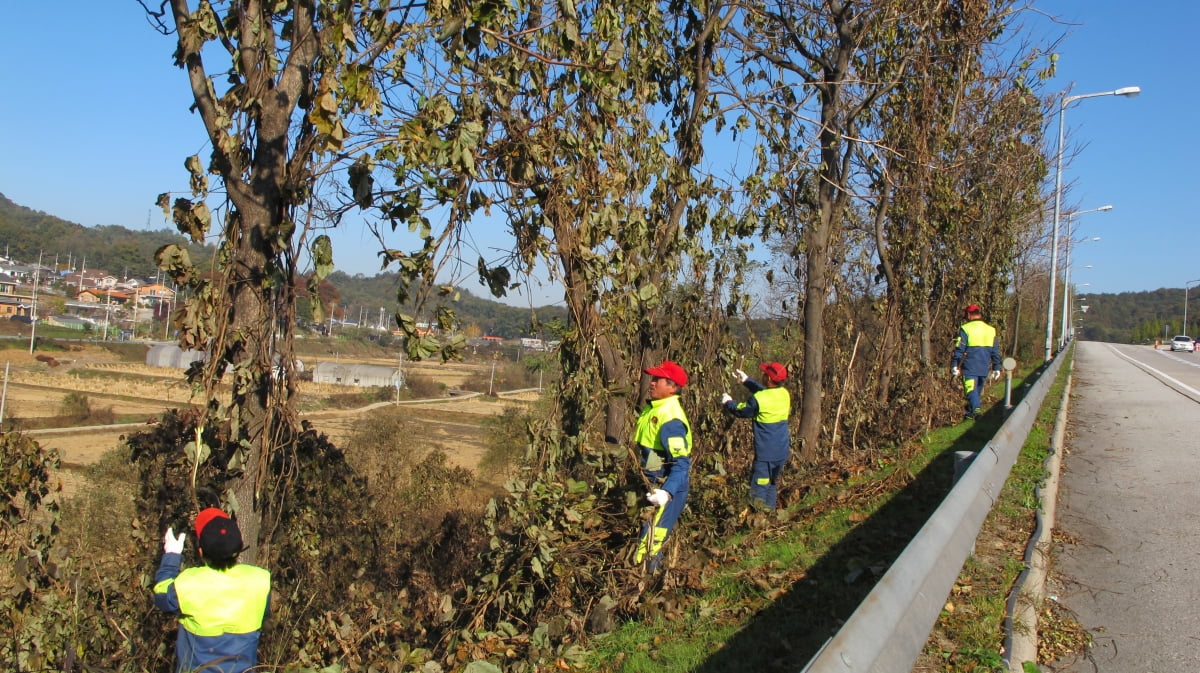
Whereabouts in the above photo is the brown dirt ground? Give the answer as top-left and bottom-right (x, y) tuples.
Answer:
(2, 345), (531, 498)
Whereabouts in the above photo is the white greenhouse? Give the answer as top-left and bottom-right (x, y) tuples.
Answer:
(311, 362), (403, 388)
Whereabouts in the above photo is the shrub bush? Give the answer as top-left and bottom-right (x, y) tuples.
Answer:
(0, 433), (146, 671)
(339, 406), (484, 540)
(57, 391), (117, 425)
(59, 391), (91, 420)
(402, 372), (444, 399)
(478, 406), (532, 480)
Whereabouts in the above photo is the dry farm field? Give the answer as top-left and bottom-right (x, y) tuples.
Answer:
(2, 344), (533, 497)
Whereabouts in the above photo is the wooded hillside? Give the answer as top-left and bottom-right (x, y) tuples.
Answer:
(0, 192), (566, 337)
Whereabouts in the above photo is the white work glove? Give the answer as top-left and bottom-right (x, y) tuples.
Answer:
(646, 489), (670, 507)
(163, 527), (186, 555)
(990, 370), (1001, 382)
(734, 369), (748, 383)
(721, 393), (733, 405)
(951, 367), (960, 377)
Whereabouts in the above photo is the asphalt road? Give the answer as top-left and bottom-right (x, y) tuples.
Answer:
(1051, 341), (1200, 671)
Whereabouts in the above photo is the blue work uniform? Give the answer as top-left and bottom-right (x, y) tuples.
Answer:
(724, 379), (791, 509)
(633, 394), (692, 569)
(952, 319), (1002, 417)
(153, 554), (271, 673)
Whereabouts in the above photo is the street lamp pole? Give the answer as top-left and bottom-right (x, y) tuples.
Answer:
(1185, 279), (1200, 338)
(1045, 85), (1140, 362)
(1059, 206), (1111, 348)
(1061, 238), (1100, 346)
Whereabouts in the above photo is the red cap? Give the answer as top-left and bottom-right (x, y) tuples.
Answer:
(965, 304), (981, 316)
(760, 362), (787, 383)
(644, 360), (688, 387)
(194, 508), (244, 562)
(194, 507), (230, 539)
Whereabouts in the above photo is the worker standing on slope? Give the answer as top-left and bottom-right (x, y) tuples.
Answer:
(721, 361), (791, 511)
(951, 304), (1002, 420)
(634, 360), (693, 571)
(153, 508), (271, 673)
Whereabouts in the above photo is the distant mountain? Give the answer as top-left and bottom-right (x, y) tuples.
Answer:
(0, 192), (211, 278)
(1075, 288), (1198, 343)
(0, 192), (565, 338)
(325, 270), (568, 339)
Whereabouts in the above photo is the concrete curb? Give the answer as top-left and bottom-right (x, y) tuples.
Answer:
(1004, 366), (1072, 672)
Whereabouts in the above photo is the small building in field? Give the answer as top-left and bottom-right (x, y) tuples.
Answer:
(46, 315), (93, 331)
(312, 362), (403, 388)
(0, 297), (25, 318)
(520, 337), (545, 351)
(146, 344), (208, 369)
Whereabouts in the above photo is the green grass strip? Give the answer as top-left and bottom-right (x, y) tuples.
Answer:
(918, 349), (1072, 671)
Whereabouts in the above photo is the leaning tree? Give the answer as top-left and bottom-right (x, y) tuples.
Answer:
(142, 0), (466, 562)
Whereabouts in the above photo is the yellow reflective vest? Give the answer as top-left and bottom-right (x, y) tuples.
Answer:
(154, 556), (271, 673)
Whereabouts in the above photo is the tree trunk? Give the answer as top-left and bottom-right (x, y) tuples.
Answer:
(797, 197), (832, 462)
(166, 0), (319, 565)
(797, 30), (854, 461)
(222, 208), (276, 565)
(551, 215), (630, 445)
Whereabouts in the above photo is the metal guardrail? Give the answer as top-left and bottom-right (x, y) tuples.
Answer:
(801, 353), (1065, 673)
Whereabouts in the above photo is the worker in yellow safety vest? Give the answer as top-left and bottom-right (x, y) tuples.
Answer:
(153, 508), (271, 673)
(951, 304), (1002, 420)
(721, 361), (792, 510)
(634, 360), (693, 571)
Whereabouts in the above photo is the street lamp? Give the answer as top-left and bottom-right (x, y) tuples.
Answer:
(1185, 278), (1200, 338)
(1045, 85), (1140, 362)
(1059, 206), (1111, 348)
(1062, 238), (1101, 346)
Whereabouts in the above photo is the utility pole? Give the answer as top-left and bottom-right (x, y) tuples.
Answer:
(28, 251), (42, 354)
(103, 292), (112, 341)
(132, 287), (141, 340)
(395, 351), (404, 403)
(163, 295), (172, 341)
(1, 362), (9, 432)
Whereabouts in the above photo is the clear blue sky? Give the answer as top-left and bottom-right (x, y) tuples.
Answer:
(1031, 0), (1200, 302)
(1, 2), (1197, 305)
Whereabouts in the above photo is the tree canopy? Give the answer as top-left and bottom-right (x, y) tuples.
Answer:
(28, 0), (1064, 669)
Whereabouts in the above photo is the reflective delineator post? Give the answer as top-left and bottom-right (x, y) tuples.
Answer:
(1002, 357), (1017, 414)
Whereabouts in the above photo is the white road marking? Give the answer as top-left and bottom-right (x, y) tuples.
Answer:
(1155, 348), (1200, 368)
(1109, 345), (1200, 397)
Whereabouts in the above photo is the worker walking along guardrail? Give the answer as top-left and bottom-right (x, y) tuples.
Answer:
(800, 354), (1065, 673)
